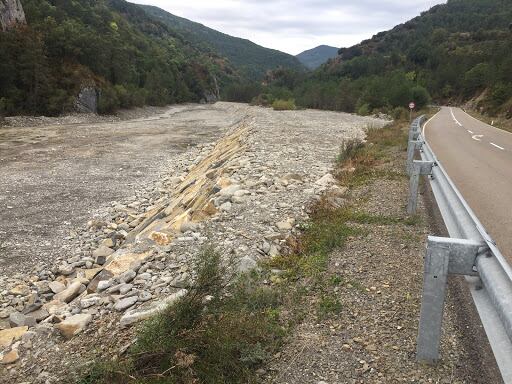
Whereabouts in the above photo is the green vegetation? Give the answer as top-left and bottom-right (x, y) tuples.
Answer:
(272, 99), (296, 111)
(296, 45), (339, 70)
(140, 5), (305, 81)
(234, 0), (512, 118)
(0, 0), (232, 116)
(0, 0), (304, 117)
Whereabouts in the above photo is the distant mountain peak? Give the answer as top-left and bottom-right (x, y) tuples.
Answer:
(296, 45), (339, 69)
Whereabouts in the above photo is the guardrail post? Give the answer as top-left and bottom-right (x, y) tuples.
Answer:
(417, 237), (483, 363)
(407, 140), (423, 175)
(407, 160), (434, 214)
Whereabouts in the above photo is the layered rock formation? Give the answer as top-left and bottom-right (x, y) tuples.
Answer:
(0, 0), (26, 31)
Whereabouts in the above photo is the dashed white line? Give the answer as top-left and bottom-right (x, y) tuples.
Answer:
(467, 130), (474, 134)
(490, 142), (505, 150)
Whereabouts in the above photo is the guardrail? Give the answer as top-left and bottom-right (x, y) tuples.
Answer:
(407, 116), (512, 383)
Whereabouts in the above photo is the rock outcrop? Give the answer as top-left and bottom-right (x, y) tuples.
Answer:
(0, 0), (26, 31)
(75, 87), (99, 114)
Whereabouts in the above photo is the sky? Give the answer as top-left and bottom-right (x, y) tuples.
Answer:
(130, 0), (447, 55)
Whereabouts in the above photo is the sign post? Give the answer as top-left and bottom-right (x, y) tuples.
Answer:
(409, 101), (416, 122)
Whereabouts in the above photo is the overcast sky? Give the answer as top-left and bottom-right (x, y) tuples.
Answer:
(130, 0), (446, 55)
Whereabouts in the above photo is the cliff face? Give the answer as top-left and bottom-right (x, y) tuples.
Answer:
(0, 0), (26, 31)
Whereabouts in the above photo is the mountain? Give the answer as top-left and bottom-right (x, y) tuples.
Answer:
(253, 0), (512, 118)
(0, 0), (303, 117)
(296, 45), (339, 69)
(139, 5), (305, 80)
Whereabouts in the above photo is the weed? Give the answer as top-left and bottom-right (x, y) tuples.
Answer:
(317, 295), (343, 319)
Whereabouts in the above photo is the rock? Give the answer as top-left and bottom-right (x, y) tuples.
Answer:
(238, 256), (258, 273)
(27, 308), (49, 322)
(56, 314), (92, 339)
(43, 300), (70, 316)
(233, 189), (250, 197)
(114, 296), (138, 311)
(276, 220), (293, 231)
(9, 284), (31, 296)
(119, 270), (136, 284)
(138, 291), (152, 302)
(97, 280), (112, 292)
(149, 231), (172, 246)
(220, 202), (232, 212)
(0, 326), (28, 348)
(219, 184), (241, 197)
(95, 255), (107, 266)
(1, 349), (19, 365)
(48, 281), (66, 294)
(100, 238), (114, 248)
(83, 268), (102, 281)
(171, 273), (190, 288)
(33, 280), (51, 294)
(0, 0), (26, 32)
(315, 173), (336, 186)
(80, 296), (101, 309)
(103, 249), (153, 276)
(120, 289), (187, 327)
(58, 264), (74, 276)
(9, 312), (36, 328)
(119, 284), (133, 295)
(54, 281), (83, 303)
(87, 269), (114, 293)
(92, 246), (114, 259)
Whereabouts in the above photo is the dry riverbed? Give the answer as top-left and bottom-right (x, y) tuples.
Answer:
(0, 103), (385, 382)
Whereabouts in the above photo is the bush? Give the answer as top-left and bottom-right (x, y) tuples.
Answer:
(392, 106), (409, 120)
(98, 86), (120, 114)
(272, 99), (296, 111)
(81, 247), (285, 383)
(410, 86), (430, 109)
(357, 103), (371, 116)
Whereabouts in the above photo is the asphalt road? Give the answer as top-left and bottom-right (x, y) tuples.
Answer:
(424, 106), (512, 261)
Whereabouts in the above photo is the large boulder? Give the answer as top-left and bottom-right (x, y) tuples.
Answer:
(0, 0), (26, 31)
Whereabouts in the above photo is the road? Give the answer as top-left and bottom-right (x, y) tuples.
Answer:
(424, 106), (512, 261)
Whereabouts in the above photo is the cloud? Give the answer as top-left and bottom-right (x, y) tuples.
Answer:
(129, 0), (447, 55)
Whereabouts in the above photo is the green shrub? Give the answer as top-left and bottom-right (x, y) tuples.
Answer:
(81, 247), (285, 384)
(392, 106), (409, 120)
(357, 103), (371, 116)
(272, 99), (296, 111)
(98, 86), (120, 114)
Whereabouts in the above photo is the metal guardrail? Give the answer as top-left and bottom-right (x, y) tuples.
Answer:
(407, 116), (512, 383)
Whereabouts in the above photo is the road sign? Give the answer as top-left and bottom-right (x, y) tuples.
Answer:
(409, 102), (416, 110)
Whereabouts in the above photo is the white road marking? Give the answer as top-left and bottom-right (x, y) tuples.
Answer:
(459, 108), (512, 136)
(422, 109), (442, 138)
(450, 107), (463, 126)
(468, 130), (474, 134)
(472, 134), (483, 141)
(490, 142), (505, 150)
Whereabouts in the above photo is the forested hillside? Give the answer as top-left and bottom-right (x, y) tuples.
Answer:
(296, 45), (339, 69)
(0, 0), (302, 117)
(140, 5), (305, 81)
(248, 0), (512, 118)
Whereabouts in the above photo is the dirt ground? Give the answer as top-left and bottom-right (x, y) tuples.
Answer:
(0, 104), (247, 274)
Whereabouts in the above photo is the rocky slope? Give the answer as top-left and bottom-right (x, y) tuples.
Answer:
(0, 103), (386, 382)
(0, 0), (25, 31)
